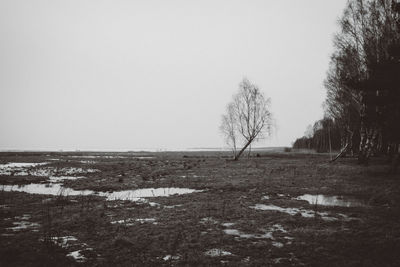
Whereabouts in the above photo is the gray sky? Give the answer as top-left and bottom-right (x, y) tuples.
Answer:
(0, 0), (347, 151)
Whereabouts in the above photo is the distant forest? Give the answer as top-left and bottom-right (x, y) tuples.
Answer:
(293, 0), (400, 164)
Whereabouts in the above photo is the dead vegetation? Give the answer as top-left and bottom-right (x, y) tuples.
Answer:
(0, 151), (400, 266)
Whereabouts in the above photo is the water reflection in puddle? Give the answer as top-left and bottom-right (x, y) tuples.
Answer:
(296, 194), (366, 207)
(1, 184), (94, 196)
(100, 188), (203, 201)
(250, 204), (343, 221)
(1, 183), (202, 202)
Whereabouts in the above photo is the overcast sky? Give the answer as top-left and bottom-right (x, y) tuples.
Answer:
(0, 0), (347, 151)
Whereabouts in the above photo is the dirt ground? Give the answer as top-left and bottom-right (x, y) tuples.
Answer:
(1, 150), (399, 266)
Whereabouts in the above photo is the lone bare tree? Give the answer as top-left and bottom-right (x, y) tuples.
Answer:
(220, 78), (273, 160)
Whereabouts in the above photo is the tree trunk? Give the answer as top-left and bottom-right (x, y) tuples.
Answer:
(234, 139), (253, 160)
(247, 144), (252, 158)
(359, 125), (380, 165)
(331, 143), (349, 162)
(358, 123), (368, 164)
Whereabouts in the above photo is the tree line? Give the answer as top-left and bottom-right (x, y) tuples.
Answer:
(294, 0), (400, 166)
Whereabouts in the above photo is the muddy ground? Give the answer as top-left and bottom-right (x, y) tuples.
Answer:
(0, 150), (399, 266)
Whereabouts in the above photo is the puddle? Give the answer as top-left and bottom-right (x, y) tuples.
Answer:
(111, 218), (156, 226)
(100, 187), (203, 201)
(67, 250), (86, 262)
(1, 183), (94, 196)
(223, 229), (241, 236)
(1, 183), (202, 203)
(205, 249), (233, 257)
(296, 194), (366, 207)
(250, 204), (341, 221)
(163, 255), (180, 261)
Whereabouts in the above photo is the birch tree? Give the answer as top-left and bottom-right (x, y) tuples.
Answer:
(220, 78), (273, 160)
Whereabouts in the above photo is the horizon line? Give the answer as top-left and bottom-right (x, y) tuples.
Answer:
(0, 146), (287, 153)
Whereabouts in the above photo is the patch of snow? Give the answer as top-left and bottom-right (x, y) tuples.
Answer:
(163, 255), (180, 261)
(205, 249), (233, 257)
(67, 250), (86, 262)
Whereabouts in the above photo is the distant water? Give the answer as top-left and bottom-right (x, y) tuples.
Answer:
(0, 147), (285, 153)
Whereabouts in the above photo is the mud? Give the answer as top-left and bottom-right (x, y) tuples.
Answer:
(1, 151), (400, 266)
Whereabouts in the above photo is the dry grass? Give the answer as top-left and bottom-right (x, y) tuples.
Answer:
(0, 151), (399, 266)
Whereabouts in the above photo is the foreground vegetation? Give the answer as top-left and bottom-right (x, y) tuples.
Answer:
(1, 150), (400, 266)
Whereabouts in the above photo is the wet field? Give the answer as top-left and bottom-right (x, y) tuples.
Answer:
(1, 151), (399, 266)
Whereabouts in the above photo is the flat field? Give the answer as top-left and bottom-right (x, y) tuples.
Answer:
(0, 151), (399, 266)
